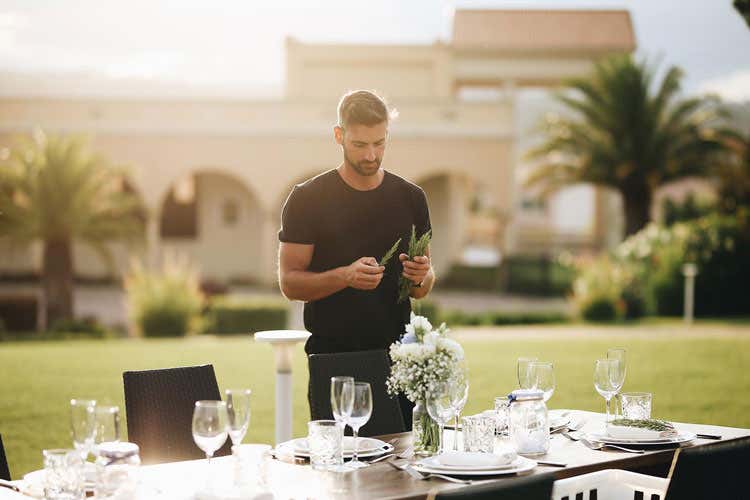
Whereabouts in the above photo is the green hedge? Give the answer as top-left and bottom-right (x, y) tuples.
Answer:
(440, 309), (569, 327)
(205, 296), (288, 334)
(440, 265), (503, 291)
(503, 256), (574, 296)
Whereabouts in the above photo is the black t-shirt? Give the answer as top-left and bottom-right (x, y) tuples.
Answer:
(278, 169), (432, 354)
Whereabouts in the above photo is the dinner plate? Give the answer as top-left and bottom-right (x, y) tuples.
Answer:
(275, 440), (393, 459)
(585, 431), (696, 445)
(292, 436), (386, 454)
(414, 456), (537, 476)
(23, 468), (97, 493)
(418, 455), (517, 472)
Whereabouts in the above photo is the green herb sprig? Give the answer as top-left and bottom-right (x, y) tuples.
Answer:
(610, 419), (674, 432)
(379, 238), (402, 266)
(397, 225), (432, 303)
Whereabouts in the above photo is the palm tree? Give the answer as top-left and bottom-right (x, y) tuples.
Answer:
(0, 130), (145, 328)
(526, 55), (732, 237)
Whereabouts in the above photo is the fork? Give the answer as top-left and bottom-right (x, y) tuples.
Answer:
(386, 461), (474, 484)
(579, 438), (645, 454)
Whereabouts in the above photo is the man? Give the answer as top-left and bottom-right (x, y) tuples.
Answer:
(277, 89), (434, 425)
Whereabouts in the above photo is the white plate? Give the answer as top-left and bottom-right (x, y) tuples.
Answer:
(419, 456), (517, 472)
(414, 456), (537, 476)
(275, 441), (393, 459)
(586, 431), (696, 445)
(23, 468), (96, 492)
(292, 436), (386, 454)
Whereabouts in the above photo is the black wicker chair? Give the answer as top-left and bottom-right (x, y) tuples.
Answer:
(665, 436), (750, 499)
(308, 349), (406, 437)
(434, 472), (555, 500)
(123, 365), (232, 464)
(0, 434), (10, 481)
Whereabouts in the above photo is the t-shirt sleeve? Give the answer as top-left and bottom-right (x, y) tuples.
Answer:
(278, 185), (316, 244)
(412, 185), (432, 240)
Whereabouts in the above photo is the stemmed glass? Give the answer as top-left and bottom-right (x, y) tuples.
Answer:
(529, 362), (555, 403)
(426, 383), (455, 455)
(225, 389), (252, 446)
(517, 357), (538, 389)
(607, 348), (627, 417)
(449, 366), (469, 451)
(347, 382), (372, 469)
(70, 399), (96, 461)
(594, 359), (625, 426)
(192, 401), (229, 465)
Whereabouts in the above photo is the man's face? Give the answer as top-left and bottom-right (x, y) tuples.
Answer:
(335, 121), (388, 177)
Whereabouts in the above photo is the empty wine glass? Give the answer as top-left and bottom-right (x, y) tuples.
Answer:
(426, 383), (455, 455)
(70, 399), (96, 461)
(225, 389), (252, 446)
(449, 366), (469, 451)
(347, 382), (372, 469)
(92, 405), (120, 456)
(192, 401), (229, 465)
(607, 348), (627, 417)
(594, 359), (624, 425)
(517, 357), (538, 389)
(330, 376), (354, 430)
(530, 362), (555, 403)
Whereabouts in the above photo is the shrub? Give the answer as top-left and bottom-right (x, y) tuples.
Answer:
(411, 299), (440, 324)
(580, 297), (621, 322)
(503, 256), (575, 296)
(124, 254), (203, 337)
(49, 316), (109, 338)
(438, 309), (569, 326)
(205, 296), (288, 334)
(0, 294), (38, 331)
(571, 256), (630, 322)
(440, 265), (503, 291)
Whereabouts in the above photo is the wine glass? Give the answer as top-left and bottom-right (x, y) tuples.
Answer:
(92, 405), (120, 456)
(426, 383), (455, 455)
(449, 366), (469, 451)
(70, 399), (96, 461)
(607, 348), (627, 417)
(594, 359), (623, 425)
(192, 401), (229, 465)
(225, 389), (252, 446)
(347, 382), (372, 469)
(330, 376), (354, 429)
(530, 362), (555, 403)
(517, 357), (538, 389)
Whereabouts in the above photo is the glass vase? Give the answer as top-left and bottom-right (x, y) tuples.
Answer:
(412, 399), (440, 457)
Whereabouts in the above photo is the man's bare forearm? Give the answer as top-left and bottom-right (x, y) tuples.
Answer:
(410, 267), (435, 300)
(280, 267), (348, 302)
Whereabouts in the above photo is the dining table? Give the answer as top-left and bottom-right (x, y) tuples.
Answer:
(5, 410), (750, 500)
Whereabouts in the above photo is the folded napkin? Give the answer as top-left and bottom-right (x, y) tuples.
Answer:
(607, 419), (679, 440)
(437, 450), (516, 468)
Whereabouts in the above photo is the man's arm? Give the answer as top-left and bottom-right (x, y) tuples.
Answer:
(278, 242), (385, 302)
(399, 245), (435, 300)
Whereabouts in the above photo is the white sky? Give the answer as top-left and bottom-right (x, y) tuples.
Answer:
(0, 0), (748, 100)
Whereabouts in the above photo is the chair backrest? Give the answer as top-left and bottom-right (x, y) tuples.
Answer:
(665, 437), (750, 499)
(307, 349), (406, 437)
(434, 472), (556, 500)
(0, 434), (10, 481)
(123, 364), (232, 464)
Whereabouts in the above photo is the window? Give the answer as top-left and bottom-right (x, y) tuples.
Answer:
(222, 199), (240, 226)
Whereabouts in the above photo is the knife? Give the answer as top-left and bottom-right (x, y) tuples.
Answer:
(536, 460), (567, 467)
(696, 433), (722, 440)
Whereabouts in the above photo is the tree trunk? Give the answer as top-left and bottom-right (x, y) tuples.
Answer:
(42, 238), (74, 328)
(621, 186), (653, 238)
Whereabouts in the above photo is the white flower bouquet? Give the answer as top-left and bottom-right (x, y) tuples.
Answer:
(386, 313), (464, 455)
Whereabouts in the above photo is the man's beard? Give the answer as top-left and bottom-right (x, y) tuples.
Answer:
(344, 150), (381, 177)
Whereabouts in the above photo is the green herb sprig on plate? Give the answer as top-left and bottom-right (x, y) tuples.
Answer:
(610, 419), (674, 432)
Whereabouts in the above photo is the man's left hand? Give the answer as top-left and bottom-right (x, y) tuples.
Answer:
(399, 253), (430, 285)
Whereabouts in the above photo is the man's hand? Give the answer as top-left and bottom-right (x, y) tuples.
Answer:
(343, 257), (385, 290)
(399, 253), (431, 286)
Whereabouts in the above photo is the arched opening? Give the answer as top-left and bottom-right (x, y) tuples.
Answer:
(158, 169), (263, 284)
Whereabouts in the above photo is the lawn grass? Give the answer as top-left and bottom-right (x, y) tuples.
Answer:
(1, 323), (749, 477)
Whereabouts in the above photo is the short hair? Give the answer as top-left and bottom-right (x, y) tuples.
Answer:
(337, 90), (398, 128)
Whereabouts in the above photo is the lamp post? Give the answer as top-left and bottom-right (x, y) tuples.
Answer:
(254, 330), (311, 444)
(682, 263), (698, 326)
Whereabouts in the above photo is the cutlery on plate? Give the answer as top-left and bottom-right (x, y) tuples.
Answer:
(697, 434), (722, 440)
(369, 453), (396, 464)
(0, 479), (21, 493)
(386, 461), (474, 485)
(579, 438), (645, 454)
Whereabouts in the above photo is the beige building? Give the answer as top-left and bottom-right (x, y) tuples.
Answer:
(0, 9), (635, 285)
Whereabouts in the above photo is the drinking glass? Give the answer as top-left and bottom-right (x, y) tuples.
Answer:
(92, 405), (120, 456)
(330, 376), (354, 428)
(426, 384), (455, 455)
(225, 389), (252, 446)
(529, 362), (555, 403)
(192, 400), (229, 465)
(449, 366), (469, 451)
(494, 395), (511, 437)
(70, 399), (96, 461)
(517, 357), (538, 389)
(621, 392), (652, 419)
(461, 416), (496, 453)
(307, 420), (344, 470)
(43, 448), (85, 500)
(607, 348), (627, 417)
(347, 382), (372, 469)
(594, 359), (623, 425)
